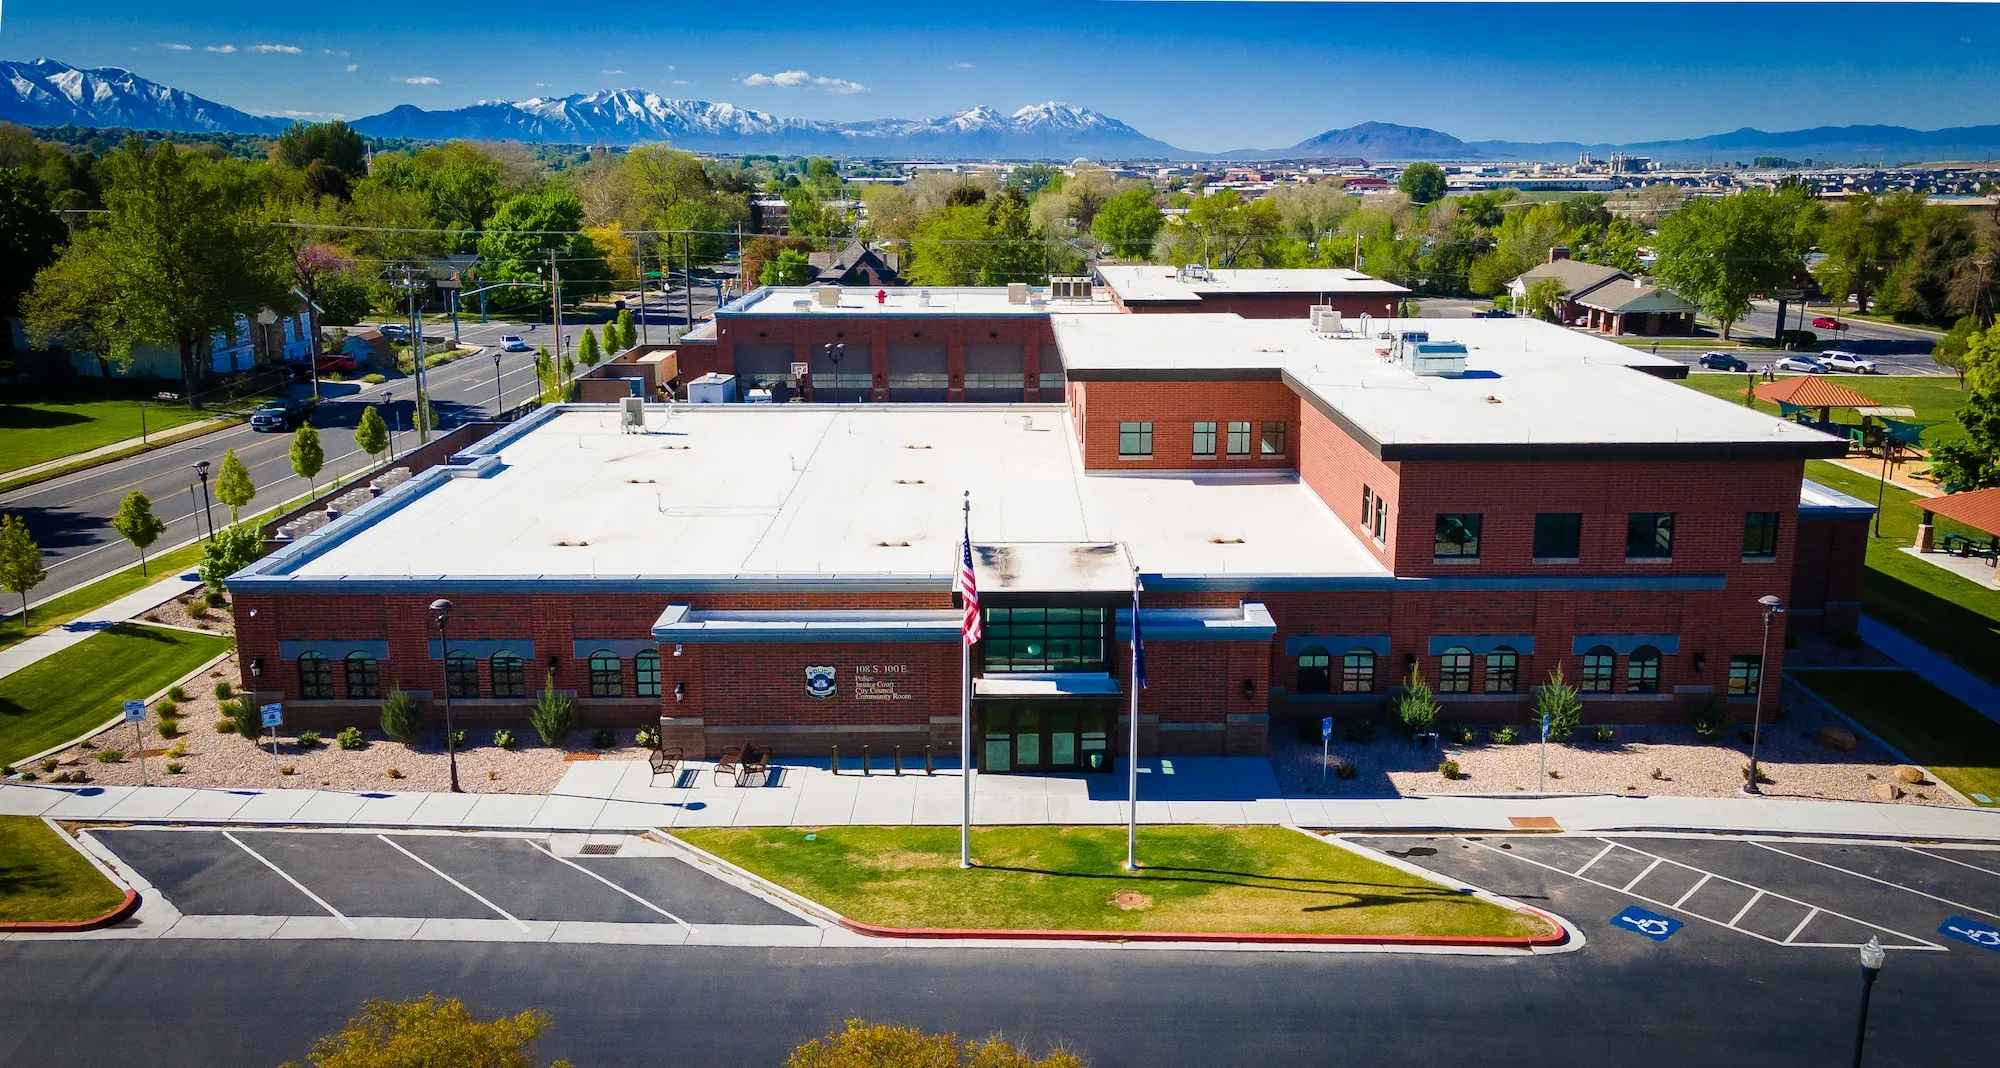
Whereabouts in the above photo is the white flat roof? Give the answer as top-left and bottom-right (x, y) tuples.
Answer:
(1095, 266), (1410, 303)
(1052, 314), (1843, 456)
(725, 285), (1121, 318)
(279, 406), (1386, 582)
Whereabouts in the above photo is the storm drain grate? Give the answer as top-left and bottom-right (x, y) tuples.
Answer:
(579, 843), (622, 856)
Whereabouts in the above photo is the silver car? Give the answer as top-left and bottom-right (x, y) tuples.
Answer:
(1821, 351), (1878, 374)
(1773, 355), (1829, 373)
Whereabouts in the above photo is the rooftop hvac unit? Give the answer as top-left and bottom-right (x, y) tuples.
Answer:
(1309, 306), (1342, 335)
(1007, 282), (1030, 304)
(1177, 263), (1211, 282)
(816, 285), (842, 307)
(792, 299), (812, 312)
(620, 395), (646, 431)
(1050, 277), (1093, 301)
(1393, 331), (1467, 377)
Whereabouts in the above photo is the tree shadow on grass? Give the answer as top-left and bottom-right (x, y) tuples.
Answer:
(0, 407), (90, 431)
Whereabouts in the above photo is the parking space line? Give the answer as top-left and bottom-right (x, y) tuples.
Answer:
(1751, 841), (2000, 922)
(224, 831), (356, 932)
(1905, 847), (2000, 881)
(522, 840), (688, 927)
(1783, 908), (1820, 945)
(1673, 873), (1713, 908)
(1623, 858), (1664, 892)
(1573, 841), (1616, 877)
(376, 835), (530, 933)
(1727, 890), (1765, 927)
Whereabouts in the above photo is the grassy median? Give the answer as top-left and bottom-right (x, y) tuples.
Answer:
(0, 624), (232, 768)
(1789, 669), (2000, 804)
(679, 825), (1549, 938)
(0, 817), (126, 923)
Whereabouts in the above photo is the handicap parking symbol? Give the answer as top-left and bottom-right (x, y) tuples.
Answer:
(1939, 916), (2000, 952)
(1611, 905), (1682, 942)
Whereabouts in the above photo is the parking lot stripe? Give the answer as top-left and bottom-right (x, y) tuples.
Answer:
(1751, 841), (2000, 922)
(1573, 842), (1616, 877)
(1728, 890), (1766, 927)
(1905, 847), (2000, 881)
(1673, 873), (1713, 908)
(1623, 858), (1664, 892)
(376, 835), (530, 933)
(1783, 908), (1820, 945)
(523, 840), (688, 927)
(224, 831), (356, 932)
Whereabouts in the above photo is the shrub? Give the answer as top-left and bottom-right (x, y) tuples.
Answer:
(1741, 762), (1774, 785)
(1397, 666), (1440, 736)
(187, 602), (209, 620)
(385, 767), (404, 779)
(166, 761), (184, 774)
(204, 589), (227, 609)
(447, 727), (467, 750)
(214, 680), (234, 700)
(1335, 761), (1357, 780)
(1438, 758), (1462, 780)
(215, 718), (237, 734)
(168, 685), (186, 702)
(1343, 719), (1376, 744)
(1533, 666), (1582, 742)
(336, 726), (365, 750)
(16, 771), (33, 781)
(361, 373), (386, 385)
(156, 698), (179, 718)
(1651, 767), (1666, 780)
(1489, 725), (1519, 745)
(39, 757), (57, 773)
(635, 724), (660, 749)
(493, 729), (518, 750)
(280, 765), (296, 775)
(1593, 725), (1616, 744)
(1444, 722), (1476, 745)
(1691, 696), (1731, 740)
(1834, 630), (1864, 650)
(228, 697), (261, 739)
(157, 719), (180, 739)
(593, 727), (616, 749)
(167, 740), (187, 758)
(380, 689), (423, 743)
(530, 673), (574, 745)
(96, 749), (123, 763)
(297, 730), (323, 750)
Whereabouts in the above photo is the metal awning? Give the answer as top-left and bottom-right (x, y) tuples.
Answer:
(973, 672), (1123, 699)
(1855, 406), (1916, 418)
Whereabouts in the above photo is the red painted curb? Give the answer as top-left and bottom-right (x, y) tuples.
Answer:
(0, 889), (140, 933)
(838, 906), (1568, 948)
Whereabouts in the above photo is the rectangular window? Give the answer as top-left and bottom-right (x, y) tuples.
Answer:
(1729, 655), (1762, 697)
(1193, 421), (1217, 458)
(1533, 512), (1582, 560)
(1581, 648), (1617, 694)
(1361, 486), (1373, 531)
(1433, 513), (1482, 560)
(981, 607), (1109, 673)
(1626, 512), (1675, 560)
(1373, 495), (1387, 542)
(1117, 421), (1153, 458)
(1743, 512), (1779, 559)
(1226, 421), (1252, 457)
(1260, 421), (1286, 457)
(1437, 647), (1473, 693)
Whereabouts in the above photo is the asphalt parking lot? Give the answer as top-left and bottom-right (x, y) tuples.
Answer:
(1361, 833), (2000, 966)
(90, 828), (808, 928)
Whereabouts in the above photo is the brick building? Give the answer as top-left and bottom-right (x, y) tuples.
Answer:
(1093, 264), (1409, 319)
(229, 313), (1868, 774)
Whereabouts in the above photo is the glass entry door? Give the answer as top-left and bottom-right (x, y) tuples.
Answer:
(979, 707), (1111, 773)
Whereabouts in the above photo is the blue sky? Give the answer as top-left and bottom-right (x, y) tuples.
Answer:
(4, 2), (1995, 152)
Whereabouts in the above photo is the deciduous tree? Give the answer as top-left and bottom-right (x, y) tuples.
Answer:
(110, 491), (168, 577)
(354, 405), (389, 461)
(1652, 187), (1819, 340)
(290, 424), (325, 495)
(0, 514), (45, 629)
(1091, 188), (1163, 261)
(214, 448), (255, 521)
(1397, 162), (1447, 205)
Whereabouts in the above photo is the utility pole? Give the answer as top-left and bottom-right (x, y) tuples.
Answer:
(684, 231), (693, 343)
(635, 244), (649, 346)
(548, 249), (565, 387)
(399, 265), (433, 446)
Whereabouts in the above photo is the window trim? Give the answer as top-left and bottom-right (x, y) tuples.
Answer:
(636, 649), (662, 698)
(1341, 647), (1377, 694)
(1225, 420), (1252, 457)
(444, 651), (479, 699)
(298, 652), (333, 700)
(343, 652), (379, 700)
(1743, 511), (1780, 560)
(1192, 421), (1217, 459)
(1117, 421), (1154, 459)
(1532, 512), (1583, 563)
(1259, 421), (1286, 458)
(1626, 644), (1662, 695)
(588, 650), (624, 698)
(491, 650), (526, 699)
(1581, 645), (1617, 694)
(1483, 646), (1519, 694)
(1625, 511), (1676, 561)
(1728, 654), (1763, 697)
(1437, 645), (1474, 693)
(1433, 513), (1483, 561)
(1295, 646), (1331, 695)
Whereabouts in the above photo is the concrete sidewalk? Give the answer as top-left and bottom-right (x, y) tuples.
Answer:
(0, 571), (206, 681)
(6, 755), (1997, 842)
(1860, 615), (2000, 724)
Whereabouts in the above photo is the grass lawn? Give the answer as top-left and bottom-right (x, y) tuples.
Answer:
(1800, 460), (2000, 687)
(1679, 374), (1972, 449)
(0, 400), (208, 475)
(0, 816), (126, 923)
(1789, 669), (2000, 804)
(0, 623), (232, 768)
(679, 825), (1550, 938)
(0, 540), (210, 654)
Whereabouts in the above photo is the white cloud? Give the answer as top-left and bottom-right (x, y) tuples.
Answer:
(345, 63), (358, 73)
(259, 108), (347, 120)
(954, 61), (973, 68)
(322, 48), (350, 57)
(157, 42), (193, 51)
(602, 69), (626, 75)
(671, 79), (689, 86)
(398, 76), (442, 85)
(250, 44), (303, 54)
(742, 69), (869, 94)
(204, 44), (238, 54)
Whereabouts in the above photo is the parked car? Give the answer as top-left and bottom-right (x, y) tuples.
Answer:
(249, 397), (316, 432)
(378, 323), (410, 342)
(1821, 351), (1878, 374)
(1774, 355), (1830, 373)
(500, 335), (530, 352)
(1473, 308), (1515, 318)
(1811, 316), (1849, 331)
(314, 354), (359, 375)
(1698, 351), (1748, 372)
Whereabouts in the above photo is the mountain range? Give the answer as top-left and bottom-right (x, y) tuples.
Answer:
(6, 58), (1999, 164)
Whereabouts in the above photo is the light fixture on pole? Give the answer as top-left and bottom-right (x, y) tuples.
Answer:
(1744, 594), (1784, 794)
(192, 461), (215, 541)
(492, 350), (505, 417)
(1852, 936), (1885, 1067)
(431, 598), (462, 794)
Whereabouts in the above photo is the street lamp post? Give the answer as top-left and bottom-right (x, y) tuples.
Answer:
(823, 343), (847, 404)
(192, 461), (215, 541)
(1852, 936), (1885, 1067)
(431, 598), (462, 794)
(1744, 594), (1784, 794)
(492, 350), (505, 419)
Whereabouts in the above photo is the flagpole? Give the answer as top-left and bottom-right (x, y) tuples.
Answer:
(960, 492), (974, 870)
(1125, 567), (1141, 872)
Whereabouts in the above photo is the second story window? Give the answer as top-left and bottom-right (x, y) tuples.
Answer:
(983, 607), (1108, 673)
(1118, 421), (1153, 459)
(1626, 512), (1675, 560)
(1743, 512), (1779, 559)
(1260, 421), (1286, 457)
(1372, 495), (1387, 542)
(1193, 421), (1217, 458)
(1433, 513), (1482, 560)
(1533, 512), (1582, 561)
(1226, 421), (1252, 457)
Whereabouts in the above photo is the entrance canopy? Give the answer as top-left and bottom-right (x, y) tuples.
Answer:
(972, 542), (1136, 596)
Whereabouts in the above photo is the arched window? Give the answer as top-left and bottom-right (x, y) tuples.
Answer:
(298, 652), (333, 699)
(445, 651), (479, 699)
(589, 650), (624, 698)
(1626, 645), (1661, 694)
(1438, 646), (1473, 693)
(491, 651), (525, 699)
(1342, 648), (1376, 694)
(1295, 646), (1331, 694)
(1484, 646), (1519, 694)
(344, 652), (379, 700)
(635, 650), (662, 698)
(1582, 646), (1617, 693)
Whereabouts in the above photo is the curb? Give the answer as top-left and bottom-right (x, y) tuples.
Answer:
(1783, 672), (1978, 808)
(7, 646), (236, 771)
(0, 888), (140, 933)
(832, 914), (1568, 949)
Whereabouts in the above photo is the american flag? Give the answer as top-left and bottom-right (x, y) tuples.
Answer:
(958, 514), (981, 645)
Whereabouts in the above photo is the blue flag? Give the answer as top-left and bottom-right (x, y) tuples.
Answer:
(1131, 582), (1147, 689)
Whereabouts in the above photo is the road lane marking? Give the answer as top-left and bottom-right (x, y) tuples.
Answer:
(377, 834), (531, 932)
(224, 831), (357, 931)
(523, 839), (688, 927)
(1623, 857), (1664, 892)
(1573, 841), (1616, 877)
(1905, 846), (2000, 881)
(1751, 841), (2000, 922)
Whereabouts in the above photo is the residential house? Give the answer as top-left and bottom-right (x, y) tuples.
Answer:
(1506, 249), (1697, 336)
(808, 242), (901, 287)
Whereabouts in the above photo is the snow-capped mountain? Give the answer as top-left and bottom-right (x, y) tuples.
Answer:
(0, 58), (283, 134)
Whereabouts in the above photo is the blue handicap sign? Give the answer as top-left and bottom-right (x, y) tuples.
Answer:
(1321, 717), (1333, 741)
(1611, 905), (1682, 942)
(1939, 916), (2000, 951)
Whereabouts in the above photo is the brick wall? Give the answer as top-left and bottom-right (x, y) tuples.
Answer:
(1068, 379), (1300, 471)
(1112, 293), (1401, 319)
(711, 314), (1059, 402)
(1297, 404), (1401, 570)
(1791, 513), (1869, 634)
